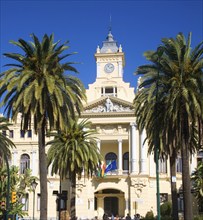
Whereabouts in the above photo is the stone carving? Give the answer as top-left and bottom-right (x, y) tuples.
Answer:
(105, 97), (113, 112)
(84, 98), (133, 113)
(76, 179), (86, 193)
(131, 179), (147, 198)
(102, 125), (117, 134)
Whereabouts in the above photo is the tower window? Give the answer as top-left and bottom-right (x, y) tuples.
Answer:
(101, 87), (117, 97)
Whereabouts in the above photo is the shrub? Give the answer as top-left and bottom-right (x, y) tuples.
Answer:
(194, 215), (203, 220)
(160, 202), (172, 217)
(144, 210), (155, 220)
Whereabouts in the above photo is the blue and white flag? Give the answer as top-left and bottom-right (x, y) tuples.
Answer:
(105, 160), (117, 173)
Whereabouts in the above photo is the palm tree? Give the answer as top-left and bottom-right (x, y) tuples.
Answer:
(0, 116), (15, 220)
(191, 160), (203, 213)
(134, 52), (180, 220)
(0, 116), (15, 163)
(134, 32), (203, 220)
(0, 34), (86, 220)
(47, 118), (103, 220)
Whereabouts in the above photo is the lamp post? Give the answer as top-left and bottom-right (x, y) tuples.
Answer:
(4, 155), (10, 220)
(31, 179), (38, 220)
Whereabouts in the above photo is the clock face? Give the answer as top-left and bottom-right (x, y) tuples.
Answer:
(104, 63), (114, 73)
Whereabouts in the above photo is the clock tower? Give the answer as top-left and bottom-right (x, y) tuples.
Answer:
(95, 30), (125, 78)
(86, 30), (134, 102)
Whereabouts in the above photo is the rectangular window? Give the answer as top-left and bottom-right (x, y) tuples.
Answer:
(160, 193), (168, 203)
(2, 130), (6, 136)
(9, 130), (14, 138)
(176, 156), (182, 173)
(101, 87), (117, 97)
(20, 130), (25, 138)
(159, 159), (167, 173)
(21, 193), (29, 211)
(37, 194), (40, 211)
(27, 130), (32, 138)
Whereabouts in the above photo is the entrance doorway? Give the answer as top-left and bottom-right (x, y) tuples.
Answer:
(104, 197), (118, 216)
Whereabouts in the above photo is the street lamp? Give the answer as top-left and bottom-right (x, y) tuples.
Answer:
(31, 179), (38, 220)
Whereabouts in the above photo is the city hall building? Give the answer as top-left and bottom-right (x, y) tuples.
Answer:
(4, 31), (201, 219)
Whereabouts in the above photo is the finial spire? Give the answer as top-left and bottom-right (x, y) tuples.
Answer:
(109, 14), (112, 32)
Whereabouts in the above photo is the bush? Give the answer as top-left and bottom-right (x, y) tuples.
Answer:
(160, 216), (172, 220)
(194, 215), (203, 220)
(160, 202), (172, 217)
(144, 211), (155, 220)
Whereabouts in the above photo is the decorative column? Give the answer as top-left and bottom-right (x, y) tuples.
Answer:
(97, 139), (101, 152)
(31, 150), (37, 176)
(118, 61), (123, 77)
(118, 138), (122, 174)
(96, 62), (100, 77)
(96, 196), (103, 219)
(125, 198), (129, 215)
(140, 129), (147, 174)
(12, 150), (18, 166)
(130, 123), (138, 174)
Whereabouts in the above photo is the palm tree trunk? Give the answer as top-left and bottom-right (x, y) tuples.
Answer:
(70, 172), (76, 220)
(170, 153), (179, 220)
(181, 140), (193, 220)
(38, 121), (48, 220)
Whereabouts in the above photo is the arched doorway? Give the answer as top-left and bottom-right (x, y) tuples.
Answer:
(95, 189), (124, 218)
(104, 196), (118, 216)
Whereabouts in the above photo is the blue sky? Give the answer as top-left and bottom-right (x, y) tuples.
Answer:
(0, 0), (203, 108)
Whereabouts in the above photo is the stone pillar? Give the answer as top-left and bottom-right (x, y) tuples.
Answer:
(140, 130), (147, 174)
(97, 196), (103, 219)
(118, 61), (123, 77)
(131, 123), (138, 174)
(12, 150), (18, 166)
(31, 150), (37, 176)
(118, 138), (123, 174)
(125, 198), (129, 215)
(96, 63), (100, 77)
(97, 139), (101, 152)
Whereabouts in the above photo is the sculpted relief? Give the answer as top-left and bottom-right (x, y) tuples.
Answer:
(84, 97), (133, 113)
(131, 179), (147, 198)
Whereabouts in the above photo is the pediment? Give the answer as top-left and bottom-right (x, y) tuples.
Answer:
(83, 96), (134, 114)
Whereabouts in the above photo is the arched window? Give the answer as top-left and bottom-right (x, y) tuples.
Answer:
(20, 154), (30, 174)
(105, 152), (117, 166)
(123, 152), (129, 171)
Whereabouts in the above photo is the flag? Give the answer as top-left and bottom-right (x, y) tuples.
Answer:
(105, 160), (117, 174)
(101, 161), (106, 177)
(97, 161), (106, 177)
